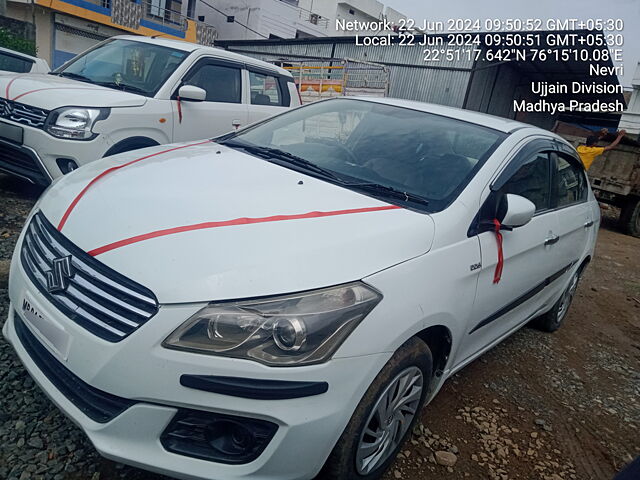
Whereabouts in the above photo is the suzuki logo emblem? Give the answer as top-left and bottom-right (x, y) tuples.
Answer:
(46, 256), (74, 293)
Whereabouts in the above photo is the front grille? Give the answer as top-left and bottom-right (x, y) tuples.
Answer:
(14, 313), (136, 423)
(20, 212), (159, 342)
(0, 98), (49, 129)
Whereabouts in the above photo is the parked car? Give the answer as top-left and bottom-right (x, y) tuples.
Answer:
(0, 47), (50, 75)
(0, 36), (299, 185)
(4, 97), (598, 480)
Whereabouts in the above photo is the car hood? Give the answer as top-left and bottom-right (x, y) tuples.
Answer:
(0, 74), (147, 109)
(38, 142), (435, 303)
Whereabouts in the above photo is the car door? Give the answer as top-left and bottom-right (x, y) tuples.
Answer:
(458, 147), (561, 364)
(246, 69), (291, 124)
(172, 59), (248, 142)
(550, 152), (593, 274)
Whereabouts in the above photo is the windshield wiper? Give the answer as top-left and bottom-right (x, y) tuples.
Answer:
(346, 182), (430, 207)
(223, 142), (343, 182)
(94, 82), (148, 95)
(53, 71), (93, 83)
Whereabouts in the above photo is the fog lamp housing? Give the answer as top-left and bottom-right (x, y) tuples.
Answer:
(160, 409), (278, 464)
(56, 158), (78, 174)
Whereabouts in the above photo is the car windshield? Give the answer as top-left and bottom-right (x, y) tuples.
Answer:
(51, 39), (189, 96)
(221, 98), (506, 212)
(0, 51), (34, 73)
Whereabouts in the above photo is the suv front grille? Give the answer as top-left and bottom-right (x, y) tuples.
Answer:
(0, 98), (49, 129)
(20, 212), (159, 342)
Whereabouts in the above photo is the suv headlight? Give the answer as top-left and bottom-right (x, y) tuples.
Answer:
(163, 282), (382, 366)
(45, 107), (109, 140)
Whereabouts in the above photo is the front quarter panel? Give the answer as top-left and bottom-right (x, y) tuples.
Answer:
(92, 100), (172, 155)
(338, 224), (480, 364)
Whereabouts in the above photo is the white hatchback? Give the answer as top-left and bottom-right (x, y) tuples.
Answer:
(4, 97), (598, 480)
(0, 36), (299, 185)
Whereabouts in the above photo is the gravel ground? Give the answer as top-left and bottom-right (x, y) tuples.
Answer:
(0, 174), (638, 480)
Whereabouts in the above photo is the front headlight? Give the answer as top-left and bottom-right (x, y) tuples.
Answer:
(163, 282), (382, 366)
(45, 107), (109, 140)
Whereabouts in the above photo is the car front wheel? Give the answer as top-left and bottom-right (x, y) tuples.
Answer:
(318, 338), (432, 480)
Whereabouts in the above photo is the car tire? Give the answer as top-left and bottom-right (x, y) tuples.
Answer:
(533, 268), (581, 332)
(317, 338), (432, 480)
(619, 197), (640, 238)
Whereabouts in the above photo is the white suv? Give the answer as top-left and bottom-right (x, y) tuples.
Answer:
(4, 98), (598, 480)
(0, 36), (299, 185)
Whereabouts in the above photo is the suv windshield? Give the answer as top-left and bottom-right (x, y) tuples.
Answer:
(51, 39), (189, 97)
(222, 98), (505, 212)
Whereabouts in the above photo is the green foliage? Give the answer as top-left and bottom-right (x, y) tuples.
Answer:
(0, 28), (37, 56)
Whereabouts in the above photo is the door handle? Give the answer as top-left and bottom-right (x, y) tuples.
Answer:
(232, 119), (242, 129)
(584, 220), (594, 228)
(544, 234), (559, 246)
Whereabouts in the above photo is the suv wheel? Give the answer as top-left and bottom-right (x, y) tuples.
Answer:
(318, 338), (432, 480)
(619, 197), (640, 238)
(533, 269), (580, 332)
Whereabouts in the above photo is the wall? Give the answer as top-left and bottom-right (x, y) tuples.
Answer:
(195, 0), (329, 40)
(4, 3), (52, 64)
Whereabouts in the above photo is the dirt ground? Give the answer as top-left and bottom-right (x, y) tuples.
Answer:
(0, 173), (638, 480)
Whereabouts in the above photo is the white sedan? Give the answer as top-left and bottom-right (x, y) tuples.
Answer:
(4, 97), (598, 480)
(0, 47), (49, 74)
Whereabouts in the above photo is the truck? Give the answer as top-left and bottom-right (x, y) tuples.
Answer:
(274, 58), (390, 104)
(561, 133), (640, 237)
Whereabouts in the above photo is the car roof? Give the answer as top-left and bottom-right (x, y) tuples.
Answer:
(349, 96), (543, 134)
(111, 35), (292, 77)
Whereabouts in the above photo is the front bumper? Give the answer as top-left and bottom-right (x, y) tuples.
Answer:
(4, 257), (390, 480)
(0, 119), (113, 182)
(0, 137), (52, 185)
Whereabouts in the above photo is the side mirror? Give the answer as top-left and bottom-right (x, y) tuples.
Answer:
(501, 194), (535, 228)
(178, 85), (206, 102)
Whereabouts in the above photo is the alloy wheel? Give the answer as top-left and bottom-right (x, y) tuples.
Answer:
(355, 366), (424, 475)
(556, 272), (579, 323)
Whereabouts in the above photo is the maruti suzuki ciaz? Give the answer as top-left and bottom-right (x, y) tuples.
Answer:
(4, 97), (598, 480)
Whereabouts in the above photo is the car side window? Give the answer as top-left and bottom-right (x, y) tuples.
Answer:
(183, 63), (241, 103)
(249, 71), (283, 106)
(0, 52), (33, 73)
(498, 152), (551, 213)
(554, 153), (588, 208)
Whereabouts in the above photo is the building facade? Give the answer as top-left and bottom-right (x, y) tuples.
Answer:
(4, 0), (217, 68)
(191, 0), (405, 40)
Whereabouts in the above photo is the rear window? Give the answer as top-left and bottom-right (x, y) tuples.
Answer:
(0, 52), (34, 73)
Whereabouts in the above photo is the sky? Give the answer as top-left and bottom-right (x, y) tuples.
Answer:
(384, 0), (640, 87)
